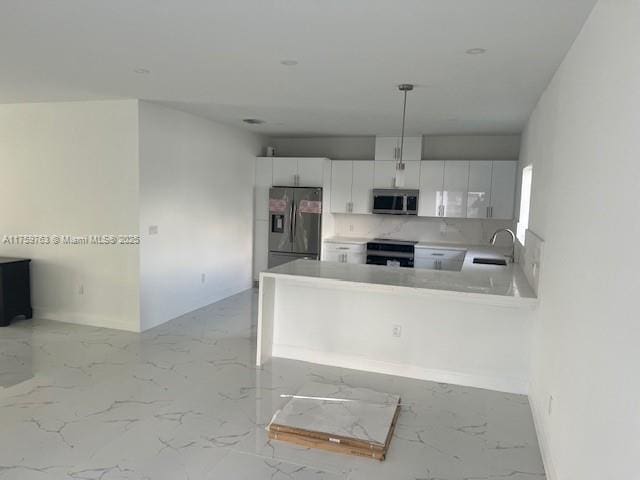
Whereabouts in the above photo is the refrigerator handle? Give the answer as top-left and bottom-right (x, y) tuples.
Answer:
(291, 200), (298, 243)
(289, 198), (295, 243)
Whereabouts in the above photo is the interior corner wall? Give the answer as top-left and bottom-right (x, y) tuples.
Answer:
(138, 101), (265, 331)
(0, 100), (141, 331)
(518, 1), (639, 479)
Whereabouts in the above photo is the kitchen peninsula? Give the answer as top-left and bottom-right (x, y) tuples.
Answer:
(256, 252), (537, 394)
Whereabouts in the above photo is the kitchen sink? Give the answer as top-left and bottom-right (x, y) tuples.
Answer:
(473, 257), (507, 266)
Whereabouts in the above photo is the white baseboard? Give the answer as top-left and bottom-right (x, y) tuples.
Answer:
(273, 344), (528, 395)
(529, 382), (558, 480)
(32, 307), (139, 332)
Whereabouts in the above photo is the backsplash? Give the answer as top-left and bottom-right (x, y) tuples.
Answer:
(333, 214), (516, 247)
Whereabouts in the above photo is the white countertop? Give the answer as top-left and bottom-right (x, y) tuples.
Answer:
(323, 236), (370, 245)
(264, 256), (537, 307)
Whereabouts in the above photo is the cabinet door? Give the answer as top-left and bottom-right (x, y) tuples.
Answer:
(418, 161), (444, 217)
(297, 158), (324, 187)
(403, 161), (421, 188)
(347, 252), (366, 264)
(374, 136), (400, 160)
(253, 220), (269, 281)
(272, 158), (298, 186)
(330, 161), (353, 214)
(351, 161), (375, 214)
(443, 161), (469, 218)
(399, 137), (422, 161)
(254, 158), (272, 221)
(324, 250), (341, 262)
(374, 161), (397, 188)
(467, 161), (492, 219)
(490, 161), (517, 219)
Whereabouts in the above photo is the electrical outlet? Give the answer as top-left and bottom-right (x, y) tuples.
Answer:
(392, 325), (402, 337)
(78, 285), (84, 295)
(440, 221), (447, 235)
(201, 273), (206, 284)
(349, 224), (354, 232)
(548, 395), (554, 416)
(148, 225), (159, 235)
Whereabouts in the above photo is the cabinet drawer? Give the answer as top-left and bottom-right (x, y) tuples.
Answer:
(415, 247), (466, 261)
(324, 242), (366, 254)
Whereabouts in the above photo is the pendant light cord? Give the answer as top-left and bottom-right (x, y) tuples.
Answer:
(399, 89), (407, 167)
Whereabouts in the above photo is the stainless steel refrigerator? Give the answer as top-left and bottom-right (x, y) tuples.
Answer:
(268, 187), (322, 268)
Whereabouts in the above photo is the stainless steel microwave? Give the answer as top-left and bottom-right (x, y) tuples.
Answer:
(372, 189), (419, 215)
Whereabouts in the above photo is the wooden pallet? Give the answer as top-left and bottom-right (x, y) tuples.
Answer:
(268, 400), (400, 461)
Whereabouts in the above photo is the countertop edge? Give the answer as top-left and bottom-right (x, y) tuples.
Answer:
(260, 271), (538, 309)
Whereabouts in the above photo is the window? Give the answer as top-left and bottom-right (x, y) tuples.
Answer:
(517, 166), (533, 245)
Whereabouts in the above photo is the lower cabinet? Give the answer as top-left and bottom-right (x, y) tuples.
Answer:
(415, 247), (466, 272)
(323, 242), (366, 264)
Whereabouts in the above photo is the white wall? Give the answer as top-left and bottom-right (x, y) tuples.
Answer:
(270, 134), (521, 161)
(138, 102), (264, 330)
(518, 1), (640, 479)
(0, 100), (140, 331)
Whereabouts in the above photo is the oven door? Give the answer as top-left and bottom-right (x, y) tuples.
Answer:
(366, 252), (414, 268)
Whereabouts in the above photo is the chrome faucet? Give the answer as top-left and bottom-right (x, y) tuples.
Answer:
(490, 228), (516, 263)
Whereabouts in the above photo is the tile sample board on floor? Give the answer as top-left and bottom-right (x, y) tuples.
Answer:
(268, 382), (401, 460)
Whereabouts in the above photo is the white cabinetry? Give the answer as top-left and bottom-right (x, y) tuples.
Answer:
(330, 162), (353, 214)
(490, 161), (517, 220)
(443, 161), (469, 218)
(324, 242), (366, 264)
(467, 161), (493, 219)
(374, 161), (420, 189)
(418, 161), (444, 217)
(254, 158), (273, 221)
(297, 158), (325, 187)
(466, 161), (517, 219)
(330, 161), (374, 214)
(271, 157), (325, 187)
(375, 136), (422, 161)
(272, 158), (298, 186)
(415, 246), (466, 271)
(351, 162), (374, 214)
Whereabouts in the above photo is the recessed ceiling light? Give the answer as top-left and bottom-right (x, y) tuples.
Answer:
(466, 48), (487, 55)
(134, 68), (150, 74)
(243, 118), (265, 125)
(280, 59), (298, 66)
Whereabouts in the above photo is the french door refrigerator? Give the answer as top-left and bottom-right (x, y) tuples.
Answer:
(268, 187), (322, 268)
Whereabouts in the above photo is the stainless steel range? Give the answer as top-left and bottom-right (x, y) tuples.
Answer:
(366, 238), (418, 268)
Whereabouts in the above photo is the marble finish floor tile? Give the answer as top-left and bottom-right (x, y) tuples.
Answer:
(0, 289), (545, 479)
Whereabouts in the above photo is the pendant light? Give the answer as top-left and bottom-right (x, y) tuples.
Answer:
(395, 83), (414, 188)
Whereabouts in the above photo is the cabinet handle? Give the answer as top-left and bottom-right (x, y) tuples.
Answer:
(486, 206), (490, 218)
(489, 206), (493, 218)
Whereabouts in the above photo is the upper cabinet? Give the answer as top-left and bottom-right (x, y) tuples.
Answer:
(374, 136), (422, 161)
(466, 161), (517, 219)
(254, 158), (273, 221)
(373, 161), (420, 189)
(490, 161), (517, 220)
(418, 161), (444, 217)
(351, 161), (375, 214)
(330, 161), (374, 214)
(467, 161), (493, 219)
(271, 157), (325, 187)
(442, 161), (469, 218)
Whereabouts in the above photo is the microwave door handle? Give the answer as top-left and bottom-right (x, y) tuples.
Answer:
(403, 195), (408, 213)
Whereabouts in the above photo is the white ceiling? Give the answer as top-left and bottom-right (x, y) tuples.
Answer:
(0, 0), (596, 136)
